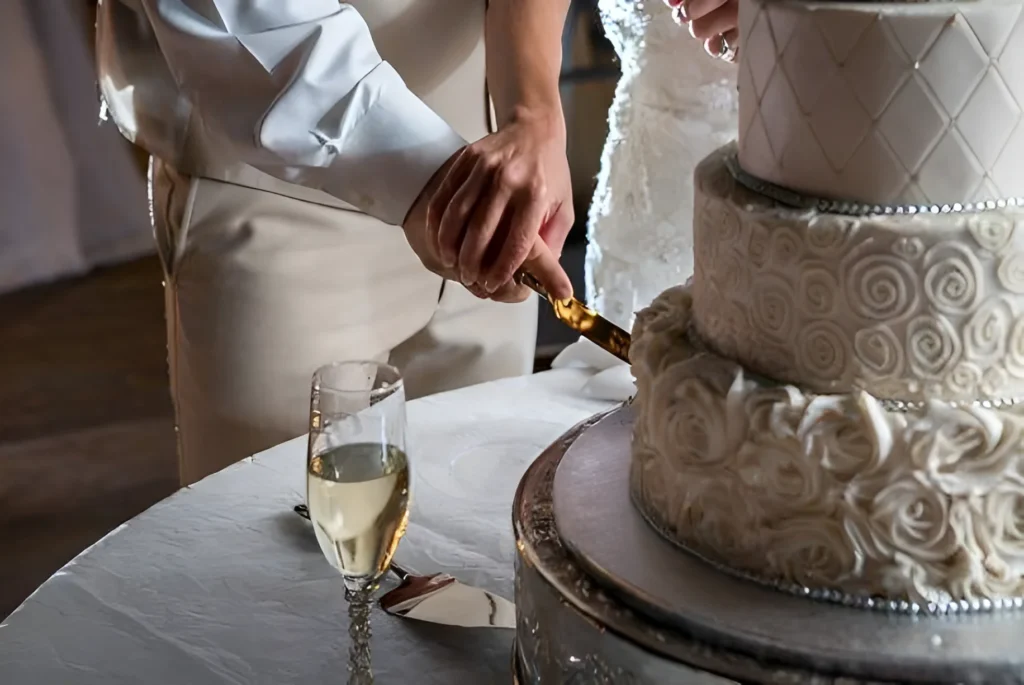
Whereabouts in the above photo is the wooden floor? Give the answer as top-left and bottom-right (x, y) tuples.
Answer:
(0, 257), (178, 619)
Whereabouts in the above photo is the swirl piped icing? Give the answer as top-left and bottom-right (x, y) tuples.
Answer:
(692, 147), (1024, 403)
(630, 285), (1024, 605)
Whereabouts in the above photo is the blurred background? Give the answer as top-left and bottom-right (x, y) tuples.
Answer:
(0, 1), (618, 617)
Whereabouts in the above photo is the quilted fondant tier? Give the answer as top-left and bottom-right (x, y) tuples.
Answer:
(737, 0), (1024, 206)
(692, 146), (1024, 403)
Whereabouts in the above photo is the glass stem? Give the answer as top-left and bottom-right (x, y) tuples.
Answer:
(346, 586), (374, 685)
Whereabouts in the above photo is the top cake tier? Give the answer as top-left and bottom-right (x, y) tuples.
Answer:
(737, 0), (1024, 207)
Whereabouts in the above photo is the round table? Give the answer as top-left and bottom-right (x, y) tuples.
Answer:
(0, 370), (614, 684)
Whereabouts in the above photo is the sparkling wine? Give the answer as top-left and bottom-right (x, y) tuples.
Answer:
(307, 443), (410, 586)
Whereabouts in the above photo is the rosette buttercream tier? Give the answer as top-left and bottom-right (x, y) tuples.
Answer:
(692, 145), (1024, 404)
(737, 0), (1024, 207)
(630, 285), (1024, 606)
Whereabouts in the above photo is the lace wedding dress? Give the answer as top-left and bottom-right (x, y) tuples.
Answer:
(587, 0), (738, 328)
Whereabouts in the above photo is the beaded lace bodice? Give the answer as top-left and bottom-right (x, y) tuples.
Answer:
(587, 0), (737, 328)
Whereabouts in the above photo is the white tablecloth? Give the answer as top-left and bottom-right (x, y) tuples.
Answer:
(0, 370), (614, 683)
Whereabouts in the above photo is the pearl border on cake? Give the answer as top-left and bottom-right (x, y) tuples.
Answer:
(686, 323), (1024, 414)
(631, 484), (1024, 616)
(878, 396), (1024, 413)
(725, 155), (1024, 218)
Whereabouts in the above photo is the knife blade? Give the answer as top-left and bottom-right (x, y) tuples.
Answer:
(516, 271), (631, 363)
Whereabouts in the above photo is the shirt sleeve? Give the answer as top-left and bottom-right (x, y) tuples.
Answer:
(139, 0), (465, 226)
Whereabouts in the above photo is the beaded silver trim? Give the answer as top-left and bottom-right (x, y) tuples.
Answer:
(878, 395), (1024, 413)
(725, 155), (1024, 217)
(632, 488), (1024, 617)
(686, 324), (1024, 414)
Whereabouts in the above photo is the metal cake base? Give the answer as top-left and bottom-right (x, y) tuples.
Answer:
(512, 406), (1024, 684)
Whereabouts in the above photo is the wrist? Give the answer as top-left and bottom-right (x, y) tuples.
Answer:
(403, 147), (462, 230)
(506, 103), (566, 141)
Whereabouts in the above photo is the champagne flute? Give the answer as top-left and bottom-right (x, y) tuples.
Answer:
(306, 361), (411, 684)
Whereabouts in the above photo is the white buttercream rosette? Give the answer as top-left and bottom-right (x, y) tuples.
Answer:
(630, 285), (1024, 609)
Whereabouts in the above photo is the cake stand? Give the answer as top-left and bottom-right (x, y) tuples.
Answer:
(511, 406), (1024, 684)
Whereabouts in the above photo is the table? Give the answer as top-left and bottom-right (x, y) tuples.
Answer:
(0, 370), (614, 684)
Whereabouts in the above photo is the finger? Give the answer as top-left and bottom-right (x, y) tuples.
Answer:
(522, 239), (573, 301)
(703, 34), (722, 59)
(713, 31), (739, 63)
(427, 151), (472, 267)
(485, 280), (531, 304)
(437, 157), (492, 273)
(482, 196), (547, 292)
(703, 32), (739, 61)
(457, 179), (513, 287)
(683, 0), (728, 22)
(538, 202), (575, 259)
(466, 279), (528, 303)
(690, 3), (738, 40)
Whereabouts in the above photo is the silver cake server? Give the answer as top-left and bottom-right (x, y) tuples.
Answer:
(293, 504), (516, 629)
(379, 563), (516, 629)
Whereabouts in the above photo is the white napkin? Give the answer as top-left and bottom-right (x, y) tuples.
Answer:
(551, 336), (635, 401)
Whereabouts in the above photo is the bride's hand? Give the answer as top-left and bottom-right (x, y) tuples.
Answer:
(663, 0), (739, 63)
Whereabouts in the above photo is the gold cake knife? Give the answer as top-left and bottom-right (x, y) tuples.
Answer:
(516, 271), (631, 363)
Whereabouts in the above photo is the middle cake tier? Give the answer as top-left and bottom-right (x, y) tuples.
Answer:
(692, 145), (1024, 404)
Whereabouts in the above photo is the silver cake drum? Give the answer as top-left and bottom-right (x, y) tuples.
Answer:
(512, 407), (1024, 684)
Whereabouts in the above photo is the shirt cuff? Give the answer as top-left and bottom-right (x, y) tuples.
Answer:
(321, 63), (466, 227)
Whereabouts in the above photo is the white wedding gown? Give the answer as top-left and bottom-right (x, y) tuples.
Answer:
(587, 0), (738, 328)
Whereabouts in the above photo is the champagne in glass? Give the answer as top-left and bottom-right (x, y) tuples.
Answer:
(306, 361), (410, 684)
(308, 443), (410, 583)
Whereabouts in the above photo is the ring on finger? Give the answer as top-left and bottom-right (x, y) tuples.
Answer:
(715, 34), (738, 62)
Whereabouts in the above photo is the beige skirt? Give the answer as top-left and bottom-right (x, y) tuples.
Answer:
(151, 160), (537, 486)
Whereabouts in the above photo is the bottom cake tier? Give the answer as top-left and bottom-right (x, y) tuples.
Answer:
(630, 284), (1024, 609)
(513, 408), (1024, 684)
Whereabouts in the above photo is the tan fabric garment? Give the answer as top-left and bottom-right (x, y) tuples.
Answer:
(97, 0), (491, 220)
(153, 161), (537, 486)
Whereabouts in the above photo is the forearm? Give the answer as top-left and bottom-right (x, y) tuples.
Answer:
(485, 0), (571, 130)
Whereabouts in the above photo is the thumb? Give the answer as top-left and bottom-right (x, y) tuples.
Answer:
(523, 238), (573, 301)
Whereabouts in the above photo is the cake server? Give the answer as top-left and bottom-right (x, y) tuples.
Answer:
(516, 271), (631, 363)
(293, 504), (515, 629)
(377, 563), (516, 629)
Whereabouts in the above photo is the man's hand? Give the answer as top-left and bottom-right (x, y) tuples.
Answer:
(403, 145), (569, 303)
(425, 111), (574, 301)
(403, 150), (463, 279)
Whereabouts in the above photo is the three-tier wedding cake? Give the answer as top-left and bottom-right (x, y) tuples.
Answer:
(630, 0), (1024, 609)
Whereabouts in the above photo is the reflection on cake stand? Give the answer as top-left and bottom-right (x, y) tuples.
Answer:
(512, 407), (1024, 684)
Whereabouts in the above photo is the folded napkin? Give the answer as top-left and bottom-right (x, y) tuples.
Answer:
(551, 336), (635, 402)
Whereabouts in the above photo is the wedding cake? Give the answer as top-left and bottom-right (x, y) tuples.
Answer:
(630, 0), (1024, 609)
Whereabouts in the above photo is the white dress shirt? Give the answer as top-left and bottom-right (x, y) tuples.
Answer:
(97, 0), (483, 226)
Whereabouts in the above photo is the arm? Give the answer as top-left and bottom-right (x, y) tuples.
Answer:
(485, 0), (571, 132)
(139, 0), (464, 226)
(426, 0), (574, 300)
